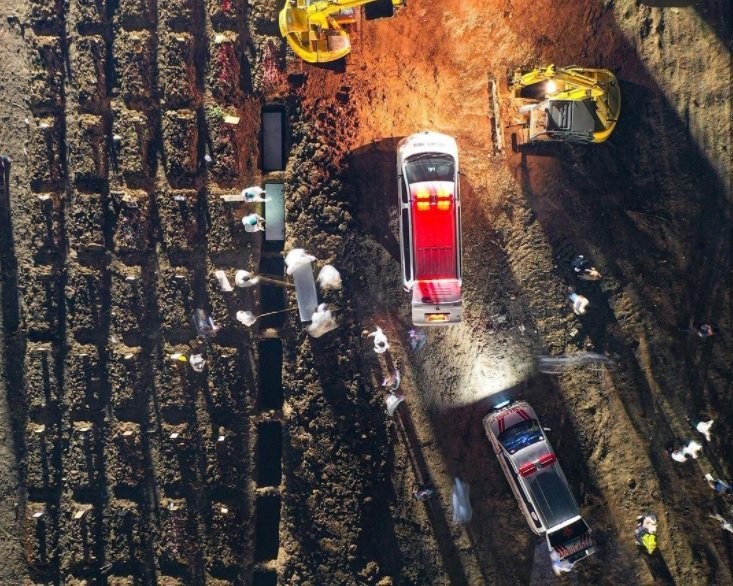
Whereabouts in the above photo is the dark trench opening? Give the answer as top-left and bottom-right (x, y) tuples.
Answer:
(257, 339), (283, 411)
(255, 421), (282, 487)
(254, 495), (281, 562)
(257, 256), (286, 329)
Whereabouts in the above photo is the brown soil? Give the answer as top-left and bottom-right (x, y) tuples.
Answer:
(0, 0), (731, 585)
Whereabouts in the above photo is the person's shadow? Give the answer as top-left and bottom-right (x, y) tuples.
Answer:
(642, 550), (675, 585)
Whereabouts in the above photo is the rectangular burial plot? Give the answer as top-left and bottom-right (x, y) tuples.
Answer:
(264, 182), (284, 243)
(29, 35), (64, 112)
(24, 502), (57, 571)
(68, 0), (106, 29)
(158, 0), (194, 31)
(206, 344), (248, 416)
(65, 264), (106, 342)
(157, 267), (195, 339)
(111, 189), (153, 255)
(206, 501), (245, 571)
(21, 269), (62, 338)
(261, 106), (286, 171)
(157, 422), (197, 489)
(28, 0), (63, 33)
(156, 345), (195, 416)
(157, 188), (200, 256)
(162, 109), (199, 185)
(109, 346), (146, 416)
(25, 342), (61, 413)
(68, 114), (108, 188)
(68, 35), (107, 113)
(114, 30), (156, 109)
(29, 115), (64, 192)
(25, 420), (60, 494)
(67, 190), (107, 252)
(27, 193), (64, 261)
(204, 424), (246, 491)
(106, 422), (147, 491)
(255, 421), (281, 487)
(257, 338), (282, 411)
(254, 495), (280, 562)
(159, 33), (198, 109)
(105, 499), (146, 567)
(117, 0), (156, 29)
(206, 195), (252, 257)
(206, 0), (245, 29)
(208, 35), (241, 106)
(62, 421), (102, 493)
(206, 108), (243, 186)
(112, 107), (156, 183)
(59, 501), (99, 572)
(64, 346), (102, 413)
(111, 263), (150, 341)
(257, 256), (285, 329)
(158, 498), (195, 568)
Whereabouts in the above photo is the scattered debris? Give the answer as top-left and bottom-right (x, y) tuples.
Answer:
(192, 309), (219, 339)
(571, 254), (602, 281)
(170, 352), (188, 363)
(538, 352), (613, 374)
(408, 328), (427, 351)
(668, 440), (703, 462)
(696, 323), (719, 338)
(381, 368), (401, 392)
(214, 270), (233, 292)
(413, 483), (436, 502)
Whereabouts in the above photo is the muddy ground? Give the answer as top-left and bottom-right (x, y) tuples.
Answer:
(0, 0), (731, 584)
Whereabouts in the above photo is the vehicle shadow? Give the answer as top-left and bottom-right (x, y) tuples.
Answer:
(345, 137), (404, 262)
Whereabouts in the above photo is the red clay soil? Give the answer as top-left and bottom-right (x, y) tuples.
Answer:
(0, 0), (731, 585)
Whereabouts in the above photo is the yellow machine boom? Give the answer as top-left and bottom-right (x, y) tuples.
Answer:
(279, 0), (404, 64)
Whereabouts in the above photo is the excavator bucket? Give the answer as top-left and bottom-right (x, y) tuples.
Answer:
(279, 0), (405, 64)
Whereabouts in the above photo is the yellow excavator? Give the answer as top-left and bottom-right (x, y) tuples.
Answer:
(500, 65), (621, 147)
(279, 0), (405, 64)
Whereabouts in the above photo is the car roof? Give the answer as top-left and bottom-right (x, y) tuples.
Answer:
(523, 464), (580, 530)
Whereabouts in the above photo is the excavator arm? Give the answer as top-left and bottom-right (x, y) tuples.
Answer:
(280, 0), (405, 64)
(509, 64), (621, 144)
(512, 65), (606, 100)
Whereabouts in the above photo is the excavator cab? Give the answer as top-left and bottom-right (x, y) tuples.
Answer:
(279, 0), (405, 64)
(507, 65), (621, 146)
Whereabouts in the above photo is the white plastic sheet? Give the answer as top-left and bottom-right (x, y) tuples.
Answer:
(385, 393), (405, 417)
(214, 270), (233, 292)
(451, 478), (472, 524)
